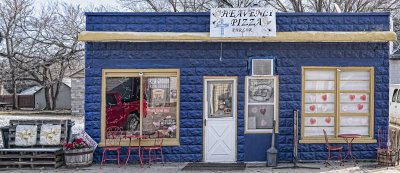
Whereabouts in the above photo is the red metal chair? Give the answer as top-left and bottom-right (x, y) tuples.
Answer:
(142, 127), (165, 168)
(376, 129), (395, 168)
(100, 126), (123, 168)
(323, 129), (343, 166)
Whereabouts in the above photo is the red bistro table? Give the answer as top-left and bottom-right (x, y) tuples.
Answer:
(338, 134), (361, 164)
(123, 135), (149, 168)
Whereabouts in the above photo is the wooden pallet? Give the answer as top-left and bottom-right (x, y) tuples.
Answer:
(0, 148), (63, 169)
(0, 119), (70, 169)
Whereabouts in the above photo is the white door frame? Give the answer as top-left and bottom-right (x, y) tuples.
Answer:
(203, 76), (237, 162)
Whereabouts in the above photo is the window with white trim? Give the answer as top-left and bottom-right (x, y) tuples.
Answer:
(245, 76), (279, 133)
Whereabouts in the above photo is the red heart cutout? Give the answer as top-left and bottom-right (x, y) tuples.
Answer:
(309, 105), (316, 112)
(325, 117), (331, 124)
(260, 108), (266, 115)
(310, 118), (316, 125)
(360, 95), (366, 101)
(322, 94), (327, 101)
(349, 95), (355, 101)
(357, 104), (363, 110)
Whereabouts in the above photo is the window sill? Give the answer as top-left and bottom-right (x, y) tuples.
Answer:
(299, 138), (377, 144)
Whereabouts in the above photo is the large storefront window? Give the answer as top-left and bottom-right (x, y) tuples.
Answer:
(245, 76), (279, 133)
(300, 67), (376, 143)
(101, 69), (180, 146)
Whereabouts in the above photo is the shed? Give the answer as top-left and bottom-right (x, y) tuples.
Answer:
(19, 80), (72, 110)
(80, 12), (395, 163)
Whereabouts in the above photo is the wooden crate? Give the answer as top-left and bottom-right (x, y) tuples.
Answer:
(0, 148), (63, 169)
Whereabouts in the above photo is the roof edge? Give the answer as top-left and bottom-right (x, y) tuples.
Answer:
(84, 12), (390, 16)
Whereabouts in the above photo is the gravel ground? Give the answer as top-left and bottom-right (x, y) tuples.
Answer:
(3, 162), (400, 173)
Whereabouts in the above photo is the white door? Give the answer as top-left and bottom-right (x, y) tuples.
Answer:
(204, 78), (236, 162)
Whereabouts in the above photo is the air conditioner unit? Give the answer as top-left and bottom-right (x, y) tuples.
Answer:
(251, 58), (274, 76)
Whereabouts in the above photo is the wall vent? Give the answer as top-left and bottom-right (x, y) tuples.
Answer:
(251, 59), (274, 76)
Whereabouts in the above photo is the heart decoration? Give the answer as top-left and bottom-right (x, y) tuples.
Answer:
(261, 119), (267, 126)
(361, 118), (368, 125)
(321, 94), (327, 101)
(357, 104), (364, 110)
(309, 105), (316, 112)
(325, 117), (331, 124)
(260, 108), (266, 115)
(251, 107), (258, 113)
(321, 105), (328, 112)
(310, 118), (316, 125)
(360, 95), (367, 101)
(310, 95), (316, 102)
(342, 105), (348, 112)
(347, 117), (353, 124)
(349, 94), (356, 101)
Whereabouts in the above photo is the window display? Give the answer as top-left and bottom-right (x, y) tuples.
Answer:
(102, 69), (179, 146)
(301, 67), (374, 142)
(245, 76), (278, 133)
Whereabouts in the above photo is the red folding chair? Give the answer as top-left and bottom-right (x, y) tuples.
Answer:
(142, 127), (165, 168)
(376, 129), (395, 168)
(100, 126), (123, 168)
(323, 129), (343, 166)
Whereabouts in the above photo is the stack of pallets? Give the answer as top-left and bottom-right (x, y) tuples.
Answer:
(0, 120), (69, 169)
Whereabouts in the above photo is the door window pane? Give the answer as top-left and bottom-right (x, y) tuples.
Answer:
(247, 105), (274, 129)
(207, 81), (233, 118)
(248, 78), (274, 104)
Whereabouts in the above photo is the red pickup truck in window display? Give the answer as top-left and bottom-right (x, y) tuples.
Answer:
(106, 92), (147, 131)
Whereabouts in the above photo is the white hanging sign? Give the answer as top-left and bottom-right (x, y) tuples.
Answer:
(210, 8), (276, 38)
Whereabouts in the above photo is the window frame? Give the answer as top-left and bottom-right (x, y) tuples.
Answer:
(300, 66), (376, 144)
(100, 68), (180, 147)
(244, 76), (279, 133)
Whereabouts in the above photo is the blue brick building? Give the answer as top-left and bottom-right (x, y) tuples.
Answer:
(80, 12), (395, 163)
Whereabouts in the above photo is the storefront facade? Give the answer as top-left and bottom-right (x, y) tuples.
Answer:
(80, 12), (395, 162)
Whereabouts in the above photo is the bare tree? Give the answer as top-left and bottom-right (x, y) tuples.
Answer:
(117, 0), (399, 50)
(0, 0), (34, 109)
(15, 2), (85, 110)
(0, 0), (84, 110)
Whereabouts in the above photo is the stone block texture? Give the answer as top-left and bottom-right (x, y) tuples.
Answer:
(85, 12), (390, 162)
(71, 77), (85, 116)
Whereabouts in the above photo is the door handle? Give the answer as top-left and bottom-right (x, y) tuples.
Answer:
(204, 119), (206, 126)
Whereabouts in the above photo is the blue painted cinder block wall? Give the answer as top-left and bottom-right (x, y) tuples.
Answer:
(84, 12), (390, 162)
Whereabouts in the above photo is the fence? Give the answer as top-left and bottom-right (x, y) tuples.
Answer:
(0, 95), (35, 108)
